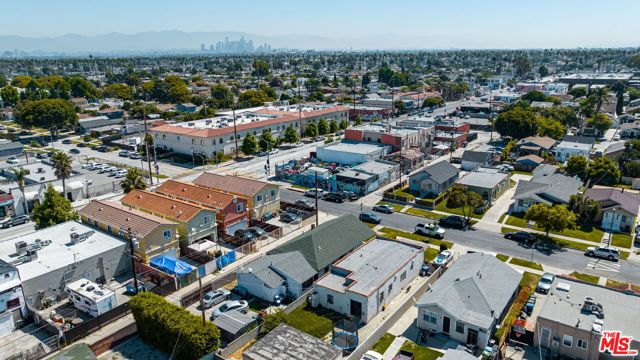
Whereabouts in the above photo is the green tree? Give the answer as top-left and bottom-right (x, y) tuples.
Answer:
(51, 151), (73, 196)
(283, 124), (300, 144)
(616, 93), (624, 116)
(11, 75), (32, 88)
(0, 85), (19, 107)
(538, 65), (549, 77)
(0, 74), (6, 87)
(422, 96), (444, 108)
(589, 86), (610, 117)
(568, 87), (587, 98)
(354, 116), (363, 126)
(565, 155), (588, 178)
(241, 133), (258, 155)
(494, 107), (538, 139)
(31, 184), (78, 229)
(513, 56), (532, 78)
(68, 76), (100, 98)
(339, 119), (349, 130)
(103, 83), (132, 100)
(525, 203), (576, 239)
(317, 118), (329, 135)
(209, 84), (234, 109)
(586, 156), (621, 185)
(305, 122), (318, 138)
(522, 90), (547, 102)
(15, 99), (78, 129)
(568, 194), (600, 224)
(361, 72), (371, 87)
(237, 89), (274, 108)
(540, 106), (580, 128)
(329, 119), (339, 134)
(38, 75), (70, 99)
(628, 87), (640, 101)
(1, 168), (29, 216)
(628, 54), (640, 69)
(537, 117), (565, 140)
(120, 168), (147, 193)
(586, 114), (612, 135)
(446, 185), (484, 223)
(259, 129), (276, 151)
(165, 75), (191, 103)
(252, 59), (270, 79)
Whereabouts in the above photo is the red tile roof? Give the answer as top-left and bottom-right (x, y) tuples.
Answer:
(121, 190), (208, 222)
(193, 173), (268, 197)
(79, 200), (176, 238)
(155, 180), (239, 211)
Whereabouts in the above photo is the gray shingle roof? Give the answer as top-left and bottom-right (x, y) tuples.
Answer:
(461, 150), (493, 163)
(268, 214), (374, 271)
(420, 161), (460, 185)
(513, 173), (582, 204)
(585, 187), (640, 215)
(240, 251), (316, 287)
(417, 253), (521, 329)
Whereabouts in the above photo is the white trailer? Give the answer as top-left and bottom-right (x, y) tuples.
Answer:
(64, 279), (117, 317)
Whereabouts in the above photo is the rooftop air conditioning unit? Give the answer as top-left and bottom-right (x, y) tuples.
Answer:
(15, 241), (27, 255)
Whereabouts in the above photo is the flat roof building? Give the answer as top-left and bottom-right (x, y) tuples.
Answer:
(316, 142), (389, 165)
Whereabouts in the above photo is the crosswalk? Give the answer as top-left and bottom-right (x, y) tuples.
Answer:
(586, 259), (621, 272)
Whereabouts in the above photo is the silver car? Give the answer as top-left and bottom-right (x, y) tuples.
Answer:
(211, 300), (248, 319)
(536, 272), (555, 293)
(202, 289), (231, 308)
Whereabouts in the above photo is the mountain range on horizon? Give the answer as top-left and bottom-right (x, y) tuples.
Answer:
(0, 30), (636, 56)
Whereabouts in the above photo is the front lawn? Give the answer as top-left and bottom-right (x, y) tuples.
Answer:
(285, 302), (335, 338)
(391, 187), (418, 201)
(378, 227), (453, 248)
(505, 213), (604, 242)
(509, 257), (543, 271)
(400, 340), (444, 360)
(371, 333), (396, 354)
(569, 272), (600, 285)
(611, 233), (633, 248)
(291, 184), (311, 190)
(496, 254), (510, 262)
(424, 248), (439, 263)
(435, 201), (484, 219)
(376, 201), (404, 212)
(498, 212), (507, 224)
(505, 213), (529, 227)
(405, 207), (445, 220)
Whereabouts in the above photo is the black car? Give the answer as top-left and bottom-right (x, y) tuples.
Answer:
(96, 146), (109, 153)
(359, 212), (382, 224)
(62, 139), (72, 144)
(234, 229), (257, 241)
(338, 191), (359, 201)
(35, 153), (48, 159)
(438, 215), (468, 229)
(1, 215), (29, 228)
(76, 142), (87, 147)
(504, 231), (536, 243)
(322, 192), (344, 203)
(246, 227), (268, 239)
(69, 148), (81, 154)
(280, 212), (301, 223)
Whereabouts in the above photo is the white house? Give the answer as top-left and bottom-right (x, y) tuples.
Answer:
(0, 260), (27, 338)
(312, 238), (423, 324)
(555, 141), (592, 162)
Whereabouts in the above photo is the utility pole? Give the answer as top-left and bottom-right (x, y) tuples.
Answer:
(198, 277), (205, 326)
(298, 78), (303, 138)
(127, 227), (140, 295)
(398, 134), (408, 187)
(232, 107), (239, 160)
(142, 99), (154, 185)
(314, 171), (319, 226)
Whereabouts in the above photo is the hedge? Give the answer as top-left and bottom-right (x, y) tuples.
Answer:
(129, 292), (220, 360)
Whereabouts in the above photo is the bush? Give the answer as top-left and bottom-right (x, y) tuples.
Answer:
(494, 286), (531, 341)
(129, 292), (220, 360)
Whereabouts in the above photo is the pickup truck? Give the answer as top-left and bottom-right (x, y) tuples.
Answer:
(415, 223), (446, 239)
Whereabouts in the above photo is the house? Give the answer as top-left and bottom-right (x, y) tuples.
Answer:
(79, 200), (180, 264)
(312, 238), (423, 324)
(0, 221), (128, 309)
(555, 140), (592, 162)
(121, 190), (218, 247)
(458, 169), (510, 203)
(591, 141), (626, 161)
(0, 260), (27, 338)
(155, 180), (248, 236)
(535, 277), (640, 360)
(408, 161), (460, 196)
(512, 171), (582, 213)
(243, 324), (340, 360)
(515, 136), (557, 156)
(584, 187), (640, 233)
(96, 108), (124, 119)
(532, 164), (559, 178)
(515, 154), (545, 172)
(213, 309), (259, 342)
(175, 103), (198, 113)
(416, 253), (521, 349)
(461, 150), (495, 171)
(192, 173), (279, 220)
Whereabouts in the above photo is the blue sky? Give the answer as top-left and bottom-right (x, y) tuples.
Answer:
(4, 0), (640, 48)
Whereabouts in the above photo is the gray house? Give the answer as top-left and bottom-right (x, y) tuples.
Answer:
(408, 161), (460, 196)
(512, 171), (582, 213)
(416, 253), (520, 349)
(461, 151), (494, 171)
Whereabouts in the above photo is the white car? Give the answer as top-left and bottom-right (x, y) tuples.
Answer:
(99, 166), (117, 174)
(202, 289), (231, 308)
(93, 164), (108, 172)
(211, 300), (248, 319)
(82, 161), (97, 169)
(6, 157), (19, 164)
(114, 170), (127, 178)
(267, 149), (279, 155)
(360, 351), (384, 360)
(434, 250), (453, 267)
(586, 246), (620, 261)
(415, 223), (446, 239)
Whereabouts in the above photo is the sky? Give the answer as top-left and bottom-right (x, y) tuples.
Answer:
(3, 0), (640, 49)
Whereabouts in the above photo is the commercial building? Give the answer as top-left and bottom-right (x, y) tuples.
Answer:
(558, 73), (633, 87)
(193, 173), (279, 220)
(79, 200), (180, 264)
(535, 277), (640, 360)
(344, 124), (432, 152)
(347, 105), (391, 121)
(416, 253), (520, 349)
(0, 260), (26, 337)
(121, 190), (218, 246)
(312, 238), (423, 324)
(0, 221), (128, 309)
(316, 142), (389, 165)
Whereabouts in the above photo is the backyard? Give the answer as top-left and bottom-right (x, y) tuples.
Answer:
(400, 340), (444, 360)
(371, 333), (396, 354)
(285, 302), (338, 339)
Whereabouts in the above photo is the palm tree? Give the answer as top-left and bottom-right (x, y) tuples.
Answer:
(51, 151), (73, 197)
(121, 168), (146, 193)
(1, 167), (30, 216)
(589, 86), (610, 117)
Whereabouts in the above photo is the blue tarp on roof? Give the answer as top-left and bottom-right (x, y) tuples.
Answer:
(150, 255), (194, 276)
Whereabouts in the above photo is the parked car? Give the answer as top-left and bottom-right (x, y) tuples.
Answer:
(359, 212), (382, 224)
(93, 164), (109, 172)
(338, 190), (359, 201)
(119, 150), (130, 157)
(314, 136), (326, 142)
(438, 215), (468, 229)
(1, 215), (30, 228)
(433, 250), (453, 267)
(6, 157), (19, 164)
(129, 153), (142, 160)
(96, 145), (109, 153)
(235, 228), (257, 241)
(69, 148), (81, 154)
(35, 153), (48, 159)
(247, 227), (268, 239)
(585, 246), (620, 261)
(322, 192), (344, 203)
(295, 198), (315, 209)
(99, 166), (117, 174)
(280, 212), (301, 223)
(210, 300), (248, 319)
(202, 289), (231, 308)
(293, 142), (304, 148)
(504, 231), (536, 243)
(114, 170), (127, 178)
(62, 139), (72, 144)
(267, 149), (279, 155)
(415, 223), (446, 238)
(497, 164), (514, 172)
(304, 189), (324, 198)
(524, 295), (537, 316)
(107, 167), (120, 176)
(537, 273), (555, 294)
(76, 142), (87, 148)
(372, 204), (394, 214)
(361, 351), (384, 360)
(82, 161), (97, 169)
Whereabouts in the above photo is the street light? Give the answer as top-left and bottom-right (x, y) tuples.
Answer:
(606, 208), (616, 247)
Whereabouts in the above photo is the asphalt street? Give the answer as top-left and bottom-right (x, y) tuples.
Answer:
(281, 188), (640, 284)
